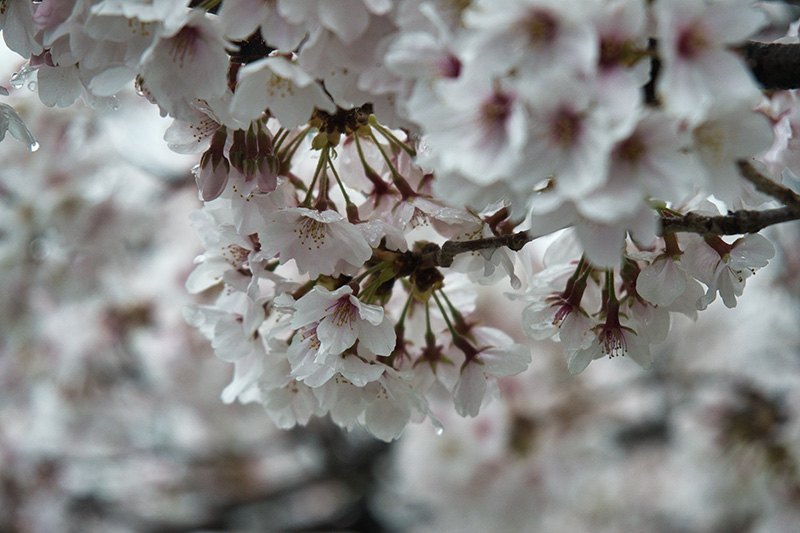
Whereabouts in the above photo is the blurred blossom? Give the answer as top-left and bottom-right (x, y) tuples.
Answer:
(3, 1), (800, 532)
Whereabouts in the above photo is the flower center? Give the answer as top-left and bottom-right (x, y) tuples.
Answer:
(170, 26), (200, 68)
(525, 9), (558, 46)
(602, 327), (626, 358)
(481, 91), (513, 130)
(294, 217), (327, 251)
(615, 133), (647, 164)
(677, 24), (708, 59)
(550, 108), (582, 148)
(328, 299), (356, 330)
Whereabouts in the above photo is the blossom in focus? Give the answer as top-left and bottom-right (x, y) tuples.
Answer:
(256, 207), (372, 279)
(290, 284), (396, 358)
(683, 233), (776, 310)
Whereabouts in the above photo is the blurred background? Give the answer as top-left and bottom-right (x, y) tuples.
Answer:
(3, 20), (800, 532)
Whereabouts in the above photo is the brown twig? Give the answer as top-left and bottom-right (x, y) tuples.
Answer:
(660, 207), (798, 235)
(737, 160), (800, 209)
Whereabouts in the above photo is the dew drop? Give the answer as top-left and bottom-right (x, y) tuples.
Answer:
(29, 141), (40, 152)
(10, 64), (36, 90)
(109, 96), (120, 111)
(434, 425), (444, 436)
(27, 81), (37, 91)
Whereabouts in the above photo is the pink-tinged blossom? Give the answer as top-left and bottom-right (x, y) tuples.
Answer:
(230, 55), (335, 129)
(452, 327), (531, 417)
(382, 2), (463, 103)
(185, 206), (258, 294)
(217, 0), (306, 50)
(139, 11), (230, 119)
(290, 285), (395, 358)
(164, 107), (221, 154)
(636, 255), (688, 308)
(261, 377), (322, 429)
(592, 0), (649, 114)
(601, 111), (701, 211)
(312, 369), (439, 441)
(0, 0), (43, 56)
(256, 207), (372, 278)
(691, 99), (774, 206)
(682, 233), (775, 310)
(521, 266), (592, 348)
(656, 0), (765, 123)
(566, 301), (652, 374)
(521, 76), (622, 199)
(193, 127), (231, 201)
(277, 0), (391, 45)
(287, 325), (386, 388)
(409, 70), (528, 187)
(464, 0), (598, 76)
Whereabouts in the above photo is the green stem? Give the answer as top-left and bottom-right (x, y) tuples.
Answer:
(368, 129), (415, 198)
(279, 126), (311, 163)
(397, 291), (414, 330)
(327, 150), (354, 207)
(369, 116), (416, 158)
(273, 127), (289, 152)
(351, 260), (391, 286)
(432, 292), (458, 340)
(302, 145), (328, 207)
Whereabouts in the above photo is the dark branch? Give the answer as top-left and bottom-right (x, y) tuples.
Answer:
(660, 207), (799, 235)
(416, 162), (800, 267)
(737, 160), (800, 208)
(738, 42), (800, 90)
(435, 231), (531, 267)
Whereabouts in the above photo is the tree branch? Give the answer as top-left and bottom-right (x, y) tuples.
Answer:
(414, 162), (800, 268)
(737, 160), (800, 208)
(427, 231), (532, 268)
(660, 207), (799, 235)
(739, 42), (800, 90)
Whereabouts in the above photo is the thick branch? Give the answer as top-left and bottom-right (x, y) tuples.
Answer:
(418, 231), (532, 268)
(660, 207), (799, 235)
(739, 42), (800, 90)
(415, 163), (800, 267)
(419, 205), (800, 268)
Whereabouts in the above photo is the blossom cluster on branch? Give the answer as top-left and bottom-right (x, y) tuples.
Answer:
(2, 0), (800, 440)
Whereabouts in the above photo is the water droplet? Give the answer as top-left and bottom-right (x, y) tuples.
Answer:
(29, 141), (40, 152)
(108, 97), (120, 111)
(434, 425), (444, 436)
(27, 81), (37, 91)
(10, 64), (36, 90)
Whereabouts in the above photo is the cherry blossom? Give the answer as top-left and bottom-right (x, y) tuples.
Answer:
(1, 0), (798, 444)
(656, 0), (766, 123)
(683, 233), (776, 310)
(290, 284), (396, 358)
(256, 207), (372, 279)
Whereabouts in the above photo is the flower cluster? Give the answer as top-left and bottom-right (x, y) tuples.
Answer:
(0, 0), (794, 439)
